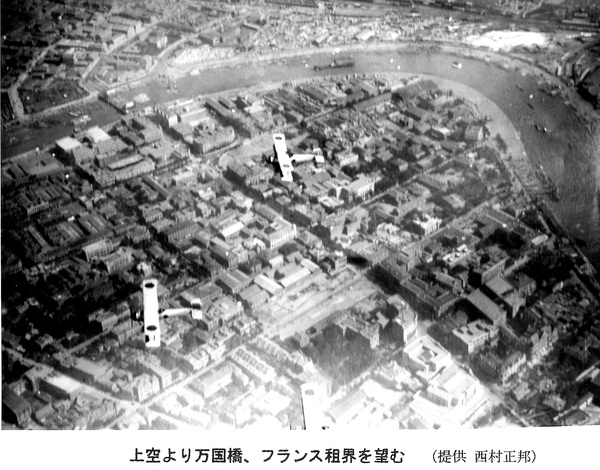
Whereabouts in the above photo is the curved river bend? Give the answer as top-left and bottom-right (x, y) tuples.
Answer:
(5, 49), (600, 267)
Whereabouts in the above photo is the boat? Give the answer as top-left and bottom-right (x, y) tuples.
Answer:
(7, 136), (20, 147)
(314, 56), (355, 71)
(527, 102), (534, 110)
(452, 62), (462, 69)
(516, 84), (524, 91)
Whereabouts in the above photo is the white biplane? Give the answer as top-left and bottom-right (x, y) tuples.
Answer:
(268, 133), (324, 183)
(131, 279), (202, 348)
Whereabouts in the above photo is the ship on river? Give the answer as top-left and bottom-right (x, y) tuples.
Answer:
(313, 56), (355, 71)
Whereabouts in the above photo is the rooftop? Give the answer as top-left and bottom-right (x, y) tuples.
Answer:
(85, 126), (112, 144)
(467, 290), (505, 325)
(56, 136), (82, 151)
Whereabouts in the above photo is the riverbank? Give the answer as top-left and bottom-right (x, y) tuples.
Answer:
(156, 40), (598, 125)
(3, 41), (599, 270)
(6, 38), (598, 135)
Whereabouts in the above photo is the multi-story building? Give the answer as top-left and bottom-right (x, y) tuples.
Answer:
(2, 386), (32, 427)
(442, 244), (471, 268)
(171, 170), (197, 187)
(227, 161), (272, 187)
(191, 362), (234, 398)
(277, 265), (313, 292)
(192, 127), (235, 155)
(450, 320), (499, 356)
(102, 248), (133, 274)
(337, 314), (380, 350)
(411, 212), (442, 236)
(477, 350), (526, 385)
(88, 309), (119, 333)
(209, 238), (243, 268)
(156, 98), (208, 128)
(15, 192), (50, 218)
(123, 373), (160, 402)
(139, 205), (163, 224)
(335, 151), (359, 167)
(64, 356), (109, 385)
(137, 359), (174, 391)
(464, 124), (484, 143)
(409, 362), (483, 427)
(163, 220), (198, 245)
(344, 175), (375, 200)
(111, 320), (139, 343)
(218, 269), (251, 295)
(399, 277), (458, 319)
(417, 173), (449, 193)
(259, 217), (297, 250)
(55, 136), (82, 161)
(82, 239), (114, 262)
(507, 272), (537, 297)
(471, 255), (508, 286)
(466, 289), (506, 326)
(523, 324), (559, 363)
(387, 295), (418, 344)
(401, 335), (453, 382)
(230, 347), (276, 383)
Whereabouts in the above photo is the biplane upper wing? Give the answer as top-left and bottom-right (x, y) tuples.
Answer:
(273, 133), (294, 182)
(142, 279), (161, 348)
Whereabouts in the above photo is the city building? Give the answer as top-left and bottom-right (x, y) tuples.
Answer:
(193, 127), (235, 155)
(477, 350), (527, 385)
(337, 314), (380, 350)
(409, 362), (483, 428)
(39, 373), (82, 400)
(399, 277), (458, 319)
(387, 295), (418, 344)
(82, 239), (114, 263)
(230, 347), (276, 383)
(102, 248), (134, 274)
(401, 335), (453, 382)
(466, 290), (506, 326)
(163, 220), (199, 245)
(411, 212), (442, 236)
(259, 217), (297, 250)
(2, 385), (31, 427)
(450, 320), (499, 356)
(328, 390), (369, 425)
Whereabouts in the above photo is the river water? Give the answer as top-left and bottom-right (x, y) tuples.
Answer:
(3, 49), (599, 268)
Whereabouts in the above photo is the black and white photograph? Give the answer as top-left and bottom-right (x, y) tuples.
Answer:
(2, 0), (600, 466)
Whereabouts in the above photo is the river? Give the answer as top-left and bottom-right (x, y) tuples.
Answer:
(2, 49), (599, 268)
